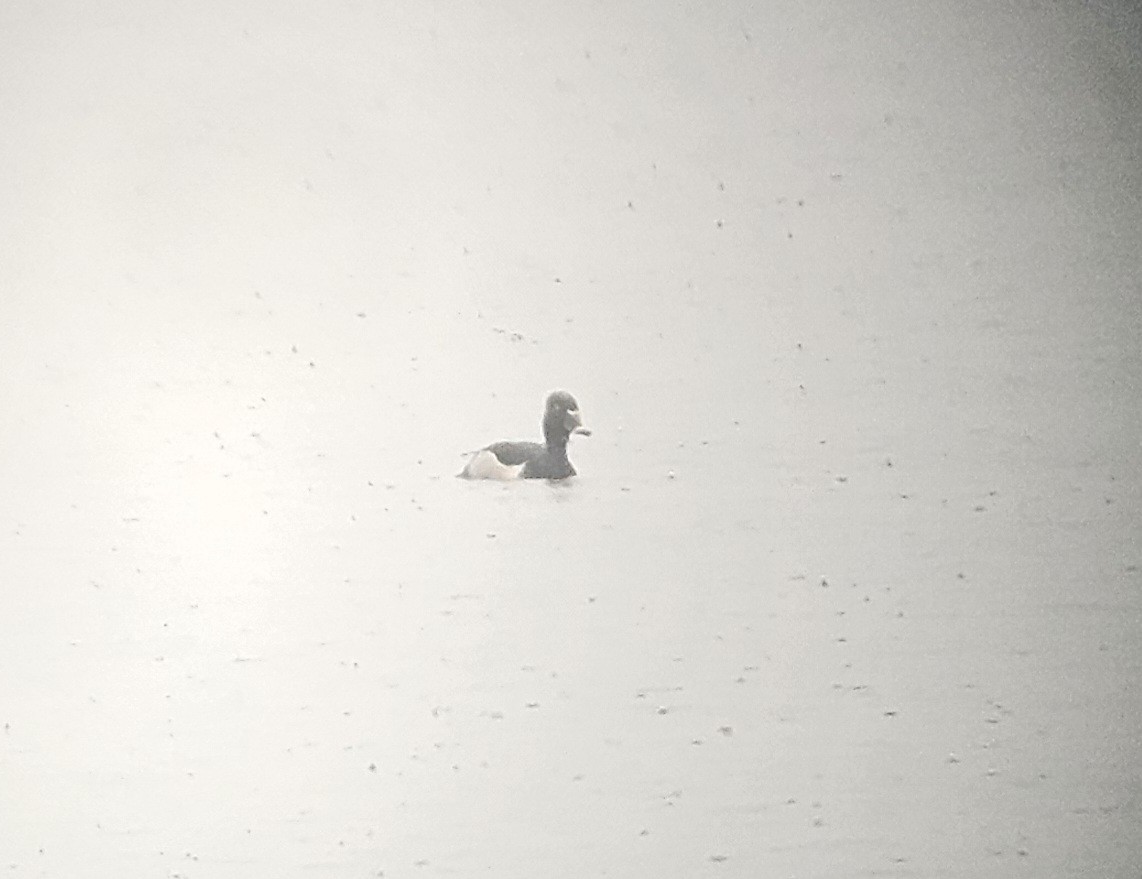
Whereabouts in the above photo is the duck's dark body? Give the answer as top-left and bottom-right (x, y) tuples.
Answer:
(483, 440), (577, 479)
(461, 391), (589, 480)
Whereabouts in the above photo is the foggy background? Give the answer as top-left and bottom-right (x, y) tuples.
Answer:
(2, 1), (1140, 876)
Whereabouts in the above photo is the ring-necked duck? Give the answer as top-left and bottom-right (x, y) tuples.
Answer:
(460, 390), (591, 480)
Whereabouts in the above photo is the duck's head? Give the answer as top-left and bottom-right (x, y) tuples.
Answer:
(544, 390), (592, 443)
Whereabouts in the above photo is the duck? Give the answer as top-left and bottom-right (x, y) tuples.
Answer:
(460, 390), (591, 480)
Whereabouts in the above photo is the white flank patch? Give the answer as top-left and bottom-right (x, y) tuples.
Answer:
(461, 450), (525, 480)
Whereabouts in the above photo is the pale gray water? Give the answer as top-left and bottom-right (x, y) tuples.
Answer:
(2, 2), (1140, 877)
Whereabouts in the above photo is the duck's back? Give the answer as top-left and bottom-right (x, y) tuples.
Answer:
(484, 441), (544, 466)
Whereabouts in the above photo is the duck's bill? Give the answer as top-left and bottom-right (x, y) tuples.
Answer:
(564, 408), (590, 436)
